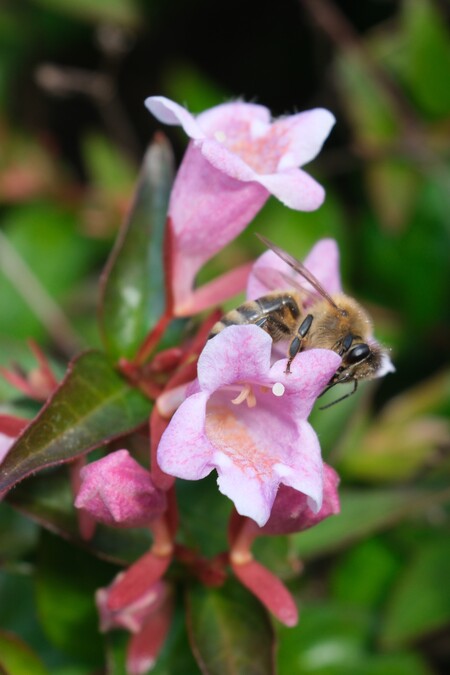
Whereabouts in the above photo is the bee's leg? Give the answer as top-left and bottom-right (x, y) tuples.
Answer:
(285, 314), (313, 374)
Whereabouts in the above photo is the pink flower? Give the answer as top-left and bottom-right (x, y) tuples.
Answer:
(74, 450), (167, 528)
(145, 96), (335, 315)
(157, 325), (341, 526)
(97, 576), (173, 675)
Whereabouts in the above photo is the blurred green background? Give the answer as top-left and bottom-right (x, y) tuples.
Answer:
(0, 0), (449, 673)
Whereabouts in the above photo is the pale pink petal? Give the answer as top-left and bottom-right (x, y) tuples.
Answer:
(157, 391), (215, 481)
(303, 238), (342, 295)
(144, 96), (204, 140)
(75, 450), (166, 528)
(199, 138), (260, 182)
(197, 325), (273, 393)
(255, 168), (325, 211)
(176, 261), (252, 317)
(261, 463), (340, 535)
(203, 388), (325, 525)
(268, 349), (342, 418)
(247, 249), (287, 300)
(247, 238), (342, 301)
(196, 101), (271, 136)
(215, 456), (277, 526)
(169, 144), (268, 253)
(273, 108), (336, 169)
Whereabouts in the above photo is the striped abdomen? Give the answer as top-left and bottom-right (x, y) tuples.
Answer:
(208, 292), (302, 342)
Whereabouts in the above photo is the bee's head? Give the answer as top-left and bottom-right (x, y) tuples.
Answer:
(332, 340), (395, 384)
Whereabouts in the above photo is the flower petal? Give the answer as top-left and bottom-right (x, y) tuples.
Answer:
(204, 391), (324, 525)
(144, 96), (204, 140)
(196, 101), (271, 136)
(261, 463), (340, 535)
(247, 238), (342, 300)
(273, 108), (336, 169)
(255, 167), (325, 211)
(268, 349), (342, 418)
(197, 325), (273, 393)
(156, 391), (215, 481)
(303, 238), (342, 295)
(199, 138), (260, 182)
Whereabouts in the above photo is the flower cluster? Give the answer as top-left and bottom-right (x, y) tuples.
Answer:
(69, 96), (393, 673)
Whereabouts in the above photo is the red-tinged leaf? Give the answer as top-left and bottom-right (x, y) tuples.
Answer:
(186, 578), (275, 675)
(99, 135), (174, 361)
(0, 630), (48, 675)
(232, 559), (298, 627)
(0, 351), (152, 495)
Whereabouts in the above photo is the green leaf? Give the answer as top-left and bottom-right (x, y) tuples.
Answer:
(6, 468), (151, 566)
(382, 537), (450, 647)
(400, 0), (450, 119)
(186, 578), (275, 675)
(0, 351), (152, 494)
(278, 604), (431, 675)
(35, 531), (115, 662)
(277, 603), (371, 675)
(292, 487), (450, 560)
(0, 203), (105, 343)
(176, 473), (231, 558)
(330, 538), (401, 610)
(334, 52), (400, 147)
(0, 630), (48, 675)
(0, 503), (38, 561)
(100, 135), (174, 360)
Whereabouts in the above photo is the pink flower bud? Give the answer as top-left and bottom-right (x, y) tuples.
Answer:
(75, 450), (167, 527)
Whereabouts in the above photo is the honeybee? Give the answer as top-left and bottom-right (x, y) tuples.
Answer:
(209, 234), (393, 406)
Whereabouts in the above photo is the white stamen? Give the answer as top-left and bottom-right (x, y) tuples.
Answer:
(272, 382), (285, 397)
(214, 130), (226, 142)
(231, 384), (256, 408)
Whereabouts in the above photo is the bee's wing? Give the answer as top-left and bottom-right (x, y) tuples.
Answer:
(252, 265), (318, 303)
(256, 233), (339, 309)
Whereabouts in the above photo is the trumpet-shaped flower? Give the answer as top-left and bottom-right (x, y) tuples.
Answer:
(145, 96), (335, 315)
(157, 325), (341, 526)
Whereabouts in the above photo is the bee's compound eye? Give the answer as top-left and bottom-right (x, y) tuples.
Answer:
(347, 343), (371, 364)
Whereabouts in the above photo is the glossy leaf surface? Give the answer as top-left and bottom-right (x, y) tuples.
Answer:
(186, 579), (275, 675)
(0, 351), (152, 494)
(100, 135), (174, 360)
